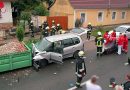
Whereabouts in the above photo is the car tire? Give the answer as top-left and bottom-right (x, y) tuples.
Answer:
(40, 59), (48, 68)
(73, 50), (80, 59)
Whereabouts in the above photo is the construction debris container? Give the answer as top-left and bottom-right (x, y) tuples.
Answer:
(0, 43), (32, 72)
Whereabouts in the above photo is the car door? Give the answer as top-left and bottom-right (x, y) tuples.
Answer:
(50, 52), (63, 64)
(62, 38), (75, 58)
(126, 28), (130, 39)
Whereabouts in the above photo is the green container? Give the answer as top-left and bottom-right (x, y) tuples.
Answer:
(0, 42), (32, 72)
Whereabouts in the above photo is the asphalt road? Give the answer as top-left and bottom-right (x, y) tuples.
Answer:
(0, 40), (130, 90)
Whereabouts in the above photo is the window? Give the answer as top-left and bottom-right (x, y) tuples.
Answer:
(121, 11), (126, 19)
(98, 12), (103, 21)
(62, 39), (74, 48)
(80, 13), (86, 23)
(126, 28), (130, 32)
(72, 37), (80, 45)
(0, 9), (2, 18)
(112, 12), (116, 20)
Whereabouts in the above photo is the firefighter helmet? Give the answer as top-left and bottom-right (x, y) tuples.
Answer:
(97, 32), (102, 35)
(78, 51), (85, 57)
(88, 22), (91, 25)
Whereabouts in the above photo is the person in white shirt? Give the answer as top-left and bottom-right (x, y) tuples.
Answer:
(86, 75), (102, 90)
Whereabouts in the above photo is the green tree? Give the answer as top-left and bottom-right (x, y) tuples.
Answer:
(20, 11), (31, 28)
(32, 4), (49, 16)
(16, 25), (25, 42)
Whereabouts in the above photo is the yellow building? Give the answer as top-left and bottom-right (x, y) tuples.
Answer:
(49, 0), (130, 29)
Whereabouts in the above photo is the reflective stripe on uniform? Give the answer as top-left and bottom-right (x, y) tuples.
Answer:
(76, 73), (82, 77)
(76, 82), (80, 85)
(96, 37), (103, 47)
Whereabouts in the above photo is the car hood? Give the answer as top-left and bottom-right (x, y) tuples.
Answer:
(70, 28), (88, 36)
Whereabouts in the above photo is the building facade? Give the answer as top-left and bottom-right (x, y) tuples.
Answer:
(0, 0), (13, 30)
(50, 0), (130, 29)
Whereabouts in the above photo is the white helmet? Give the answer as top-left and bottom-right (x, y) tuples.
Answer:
(46, 26), (49, 29)
(78, 51), (85, 57)
(97, 32), (102, 35)
(57, 24), (60, 26)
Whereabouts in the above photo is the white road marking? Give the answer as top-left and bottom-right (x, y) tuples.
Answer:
(67, 81), (87, 90)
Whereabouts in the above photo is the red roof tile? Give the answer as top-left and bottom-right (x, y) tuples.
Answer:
(69, 0), (130, 9)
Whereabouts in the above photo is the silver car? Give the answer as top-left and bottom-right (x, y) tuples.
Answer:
(70, 28), (89, 41)
(109, 25), (130, 39)
(32, 33), (84, 69)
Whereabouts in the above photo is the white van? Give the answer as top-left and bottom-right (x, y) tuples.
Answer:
(32, 33), (84, 70)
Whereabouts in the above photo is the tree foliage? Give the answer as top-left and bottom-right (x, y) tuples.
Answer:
(32, 4), (49, 16)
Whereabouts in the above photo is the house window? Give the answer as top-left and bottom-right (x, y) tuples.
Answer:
(112, 12), (116, 20)
(121, 11), (126, 19)
(98, 12), (103, 21)
(80, 13), (86, 23)
(0, 9), (2, 18)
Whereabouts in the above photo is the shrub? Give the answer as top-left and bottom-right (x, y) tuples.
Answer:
(16, 25), (25, 42)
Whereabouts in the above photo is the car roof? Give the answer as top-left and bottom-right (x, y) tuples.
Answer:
(119, 25), (130, 29)
(46, 33), (80, 42)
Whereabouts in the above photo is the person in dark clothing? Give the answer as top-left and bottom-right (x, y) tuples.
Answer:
(123, 74), (130, 90)
(75, 51), (86, 88)
(51, 25), (56, 36)
(87, 23), (93, 40)
(95, 32), (104, 56)
(56, 24), (62, 34)
(29, 21), (34, 37)
(87, 30), (91, 40)
(87, 22), (93, 30)
(43, 26), (49, 37)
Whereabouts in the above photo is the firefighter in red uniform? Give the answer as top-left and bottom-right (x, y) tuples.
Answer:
(123, 34), (128, 53)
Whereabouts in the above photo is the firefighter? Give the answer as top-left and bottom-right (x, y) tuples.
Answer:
(51, 25), (56, 36)
(87, 22), (93, 30)
(39, 25), (42, 39)
(52, 20), (55, 26)
(75, 51), (86, 88)
(43, 26), (49, 37)
(123, 34), (128, 53)
(56, 24), (62, 33)
(95, 32), (104, 56)
(87, 23), (92, 40)
(29, 21), (34, 37)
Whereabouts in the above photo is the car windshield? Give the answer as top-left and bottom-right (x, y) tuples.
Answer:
(115, 26), (127, 33)
(35, 38), (52, 51)
(71, 29), (84, 34)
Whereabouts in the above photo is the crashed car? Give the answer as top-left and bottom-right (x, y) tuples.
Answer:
(32, 33), (84, 70)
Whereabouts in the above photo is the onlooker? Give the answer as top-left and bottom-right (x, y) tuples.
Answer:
(86, 75), (102, 90)
(117, 33), (123, 55)
(123, 74), (130, 90)
(122, 34), (128, 53)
